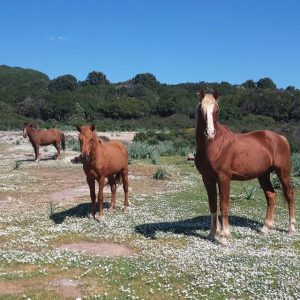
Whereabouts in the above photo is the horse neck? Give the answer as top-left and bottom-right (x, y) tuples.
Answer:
(26, 127), (39, 138)
(90, 133), (102, 157)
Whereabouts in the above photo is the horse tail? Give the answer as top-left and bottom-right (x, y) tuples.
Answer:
(61, 132), (66, 151)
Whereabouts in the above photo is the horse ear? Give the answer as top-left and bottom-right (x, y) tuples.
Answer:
(76, 125), (81, 132)
(91, 124), (95, 132)
(199, 88), (205, 101)
(213, 89), (219, 100)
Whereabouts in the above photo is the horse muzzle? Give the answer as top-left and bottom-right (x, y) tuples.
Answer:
(204, 129), (216, 141)
(81, 153), (90, 162)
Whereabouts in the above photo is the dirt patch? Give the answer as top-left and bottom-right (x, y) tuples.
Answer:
(51, 278), (82, 299)
(60, 242), (134, 257)
(0, 281), (24, 295)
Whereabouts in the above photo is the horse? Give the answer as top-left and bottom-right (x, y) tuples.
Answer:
(77, 124), (129, 221)
(23, 123), (65, 161)
(195, 89), (296, 245)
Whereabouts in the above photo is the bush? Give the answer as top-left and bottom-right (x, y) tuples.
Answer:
(291, 153), (300, 176)
(66, 137), (80, 151)
(153, 167), (168, 180)
(271, 174), (300, 190)
(127, 142), (155, 159)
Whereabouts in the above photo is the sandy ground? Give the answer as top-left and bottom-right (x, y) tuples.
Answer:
(0, 130), (140, 297)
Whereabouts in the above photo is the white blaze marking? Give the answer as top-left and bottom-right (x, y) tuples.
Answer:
(206, 104), (215, 139)
(201, 94), (217, 139)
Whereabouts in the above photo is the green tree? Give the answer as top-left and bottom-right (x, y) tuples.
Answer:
(85, 71), (109, 85)
(101, 97), (151, 119)
(132, 73), (160, 89)
(48, 75), (78, 92)
(257, 77), (276, 89)
(242, 79), (256, 89)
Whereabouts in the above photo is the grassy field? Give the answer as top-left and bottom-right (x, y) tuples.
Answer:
(0, 135), (299, 299)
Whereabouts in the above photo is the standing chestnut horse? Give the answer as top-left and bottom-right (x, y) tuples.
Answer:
(195, 89), (296, 245)
(77, 124), (129, 221)
(23, 123), (65, 161)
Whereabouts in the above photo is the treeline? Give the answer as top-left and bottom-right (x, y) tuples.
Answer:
(0, 65), (300, 150)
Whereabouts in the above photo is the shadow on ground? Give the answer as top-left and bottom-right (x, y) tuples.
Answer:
(15, 156), (57, 163)
(135, 215), (264, 239)
(50, 202), (110, 224)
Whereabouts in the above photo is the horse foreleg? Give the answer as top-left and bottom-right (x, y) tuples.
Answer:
(97, 177), (105, 221)
(33, 144), (40, 162)
(218, 175), (231, 246)
(87, 177), (96, 219)
(121, 169), (129, 212)
(258, 173), (276, 234)
(203, 176), (219, 241)
(108, 175), (117, 212)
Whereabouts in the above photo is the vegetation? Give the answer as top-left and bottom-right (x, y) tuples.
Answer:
(0, 144), (299, 298)
(152, 167), (169, 180)
(1, 65), (300, 150)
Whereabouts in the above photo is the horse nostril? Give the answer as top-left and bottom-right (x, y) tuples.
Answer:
(82, 154), (90, 162)
(204, 129), (208, 137)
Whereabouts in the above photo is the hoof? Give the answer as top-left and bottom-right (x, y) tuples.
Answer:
(206, 233), (216, 242)
(219, 237), (228, 247)
(259, 225), (270, 235)
(109, 207), (115, 213)
(88, 213), (95, 220)
(123, 206), (129, 213)
(95, 215), (105, 223)
(288, 224), (296, 235)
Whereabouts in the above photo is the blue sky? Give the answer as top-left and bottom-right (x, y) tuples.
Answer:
(1, 0), (300, 88)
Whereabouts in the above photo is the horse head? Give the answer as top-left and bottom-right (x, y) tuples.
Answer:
(198, 89), (219, 141)
(77, 124), (96, 162)
(22, 122), (35, 138)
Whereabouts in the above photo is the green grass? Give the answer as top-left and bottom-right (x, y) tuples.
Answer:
(0, 152), (299, 299)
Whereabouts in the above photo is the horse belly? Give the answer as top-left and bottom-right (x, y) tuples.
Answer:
(231, 150), (272, 180)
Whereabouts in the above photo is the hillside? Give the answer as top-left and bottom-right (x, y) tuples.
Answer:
(0, 65), (300, 150)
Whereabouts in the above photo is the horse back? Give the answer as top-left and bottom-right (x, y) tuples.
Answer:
(238, 130), (290, 157)
(102, 140), (128, 168)
(229, 130), (291, 179)
(39, 128), (63, 145)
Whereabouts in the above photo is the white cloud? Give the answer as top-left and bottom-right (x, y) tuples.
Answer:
(47, 36), (67, 42)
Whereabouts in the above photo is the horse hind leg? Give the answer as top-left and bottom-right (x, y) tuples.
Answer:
(258, 172), (276, 235)
(275, 168), (296, 234)
(54, 141), (61, 159)
(121, 169), (129, 212)
(87, 177), (96, 220)
(108, 175), (117, 212)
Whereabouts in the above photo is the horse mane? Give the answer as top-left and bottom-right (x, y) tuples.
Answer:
(24, 122), (37, 129)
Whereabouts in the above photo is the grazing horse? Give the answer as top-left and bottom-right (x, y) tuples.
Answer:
(195, 89), (296, 245)
(77, 124), (129, 221)
(23, 123), (65, 161)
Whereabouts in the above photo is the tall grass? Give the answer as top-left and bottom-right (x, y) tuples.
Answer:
(127, 141), (193, 160)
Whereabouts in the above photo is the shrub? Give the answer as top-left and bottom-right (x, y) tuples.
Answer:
(127, 142), (155, 159)
(153, 167), (168, 180)
(271, 174), (300, 190)
(291, 153), (300, 176)
(66, 137), (80, 151)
